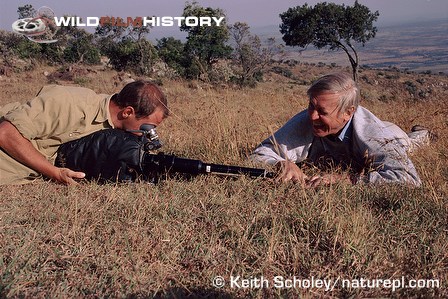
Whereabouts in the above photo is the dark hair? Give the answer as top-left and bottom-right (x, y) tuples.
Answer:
(113, 80), (169, 119)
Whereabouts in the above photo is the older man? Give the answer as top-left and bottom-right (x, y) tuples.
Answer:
(251, 72), (429, 187)
(0, 80), (168, 185)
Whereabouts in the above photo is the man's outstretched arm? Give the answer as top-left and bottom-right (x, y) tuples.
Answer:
(0, 120), (85, 185)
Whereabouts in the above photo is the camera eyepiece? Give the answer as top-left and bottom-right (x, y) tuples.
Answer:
(127, 124), (162, 151)
(140, 124), (162, 150)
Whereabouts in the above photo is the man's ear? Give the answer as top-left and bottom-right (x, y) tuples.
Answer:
(120, 106), (135, 119)
(344, 106), (355, 121)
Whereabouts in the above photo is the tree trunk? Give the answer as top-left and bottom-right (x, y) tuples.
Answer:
(338, 42), (359, 82)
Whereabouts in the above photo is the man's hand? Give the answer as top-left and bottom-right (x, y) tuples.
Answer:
(305, 173), (352, 188)
(53, 168), (86, 185)
(275, 160), (353, 188)
(276, 160), (309, 184)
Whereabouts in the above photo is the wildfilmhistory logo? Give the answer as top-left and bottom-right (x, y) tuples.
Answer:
(12, 6), (225, 44)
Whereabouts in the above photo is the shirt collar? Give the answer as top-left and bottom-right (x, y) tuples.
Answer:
(94, 94), (115, 128)
(337, 116), (353, 142)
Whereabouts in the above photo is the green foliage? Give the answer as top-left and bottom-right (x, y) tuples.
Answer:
(101, 38), (157, 75)
(39, 43), (64, 64)
(3, 5), (43, 63)
(73, 76), (91, 86)
(17, 4), (36, 19)
(271, 65), (294, 79)
(403, 80), (431, 100)
(279, 0), (379, 81)
(0, 31), (65, 66)
(3, 4), (100, 66)
(95, 18), (156, 75)
(31, 22), (101, 65)
(180, 1), (232, 80)
(63, 39), (100, 65)
(94, 21), (126, 42)
(404, 80), (417, 97)
(0, 31), (40, 61)
(8, 3), (241, 84)
(156, 37), (185, 76)
(59, 26), (100, 64)
(229, 22), (274, 87)
(102, 39), (136, 71)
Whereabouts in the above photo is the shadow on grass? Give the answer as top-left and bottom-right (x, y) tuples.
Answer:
(1, 284), (8, 299)
(127, 287), (233, 299)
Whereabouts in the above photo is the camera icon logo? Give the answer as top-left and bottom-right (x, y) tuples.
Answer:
(12, 6), (58, 43)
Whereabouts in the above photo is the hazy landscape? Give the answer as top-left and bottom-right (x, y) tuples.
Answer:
(252, 19), (448, 74)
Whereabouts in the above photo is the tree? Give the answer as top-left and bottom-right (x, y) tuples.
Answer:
(63, 29), (100, 64)
(279, 1), (379, 81)
(95, 17), (156, 75)
(40, 17), (101, 65)
(12, 5), (100, 65)
(156, 37), (185, 76)
(180, 1), (232, 81)
(17, 4), (36, 19)
(229, 22), (273, 87)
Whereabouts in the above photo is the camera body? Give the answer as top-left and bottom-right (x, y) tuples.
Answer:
(127, 124), (162, 151)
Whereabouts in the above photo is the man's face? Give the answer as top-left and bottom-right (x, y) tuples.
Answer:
(307, 92), (353, 137)
(120, 106), (166, 131)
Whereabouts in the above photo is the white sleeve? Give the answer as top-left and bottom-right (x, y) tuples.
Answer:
(251, 110), (314, 165)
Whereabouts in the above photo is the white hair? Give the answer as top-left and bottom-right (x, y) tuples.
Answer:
(307, 72), (360, 114)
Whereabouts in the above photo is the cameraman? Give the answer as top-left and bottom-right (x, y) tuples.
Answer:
(0, 80), (168, 185)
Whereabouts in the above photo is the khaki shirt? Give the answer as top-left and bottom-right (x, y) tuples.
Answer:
(0, 85), (114, 184)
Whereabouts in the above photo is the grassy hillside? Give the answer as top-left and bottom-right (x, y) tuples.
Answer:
(1, 63), (447, 298)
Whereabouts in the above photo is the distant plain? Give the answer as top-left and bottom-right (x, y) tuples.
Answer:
(254, 19), (448, 73)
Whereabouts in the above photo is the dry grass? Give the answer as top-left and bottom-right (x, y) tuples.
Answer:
(1, 64), (447, 298)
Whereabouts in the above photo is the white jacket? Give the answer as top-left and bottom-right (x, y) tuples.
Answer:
(251, 106), (421, 186)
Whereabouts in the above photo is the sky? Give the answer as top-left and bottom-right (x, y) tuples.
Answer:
(1, 0), (447, 37)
